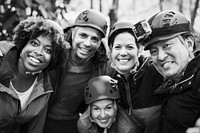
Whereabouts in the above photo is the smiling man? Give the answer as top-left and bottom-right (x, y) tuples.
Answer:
(142, 10), (200, 133)
(44, 9), (109, 133)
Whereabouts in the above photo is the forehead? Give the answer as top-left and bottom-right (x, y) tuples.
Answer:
(114, 32), (136, 42)
(92, 99), (114, 107)
(34, 35), (52, 45)
(75, 26), (102, 38)
(150, 36), (179, 48)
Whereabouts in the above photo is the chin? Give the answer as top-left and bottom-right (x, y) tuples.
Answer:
(98, 123), (110, 128)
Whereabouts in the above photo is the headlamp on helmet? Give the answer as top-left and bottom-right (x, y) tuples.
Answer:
(132, 20), (152, 41)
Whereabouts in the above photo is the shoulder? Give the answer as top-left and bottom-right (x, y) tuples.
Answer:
(78, 108), (91, 128)
(116, 106), (134, 125)
(0, 41), (15, 56)
(116, 106), (139, 132)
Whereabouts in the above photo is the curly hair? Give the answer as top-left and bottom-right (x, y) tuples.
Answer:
(13, 16), (70, 70)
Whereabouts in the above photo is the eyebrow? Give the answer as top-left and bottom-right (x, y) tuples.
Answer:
(34, 38), (40, 44)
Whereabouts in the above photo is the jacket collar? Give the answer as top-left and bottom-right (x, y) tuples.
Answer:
(116, 56), (149, 81)
(154, 55), (200, 94)
(0, 46), (53, 92)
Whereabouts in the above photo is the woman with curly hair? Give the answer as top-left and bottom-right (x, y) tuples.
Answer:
(44, 9), (110, 133)
(0, 16), (68, 133)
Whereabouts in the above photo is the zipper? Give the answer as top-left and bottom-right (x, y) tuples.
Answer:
(119, 74), (134, 115)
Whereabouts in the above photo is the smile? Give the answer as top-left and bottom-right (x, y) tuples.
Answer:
(80, 47), (91, 53)
(99, 119), (108, 123)
(29, 56), (41, 63)
(118, 59), (130, 64)
(161, 61), (173, 68)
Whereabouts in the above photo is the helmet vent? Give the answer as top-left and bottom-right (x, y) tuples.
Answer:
(77, 10), (89, 22)
(85, 86), (90, 98)
(162, 11), (176, 29)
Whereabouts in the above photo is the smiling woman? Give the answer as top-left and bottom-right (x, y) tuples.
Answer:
(0, 16), (69, 133)
(77, 75), (138, 133)
(108, 21), (164, 133)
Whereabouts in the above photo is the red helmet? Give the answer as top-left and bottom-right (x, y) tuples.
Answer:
(143, 10), (191, 50)
(74, 9), (108, 37)
(84, 75), (120, 104)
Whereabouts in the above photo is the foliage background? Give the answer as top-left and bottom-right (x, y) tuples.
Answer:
(1, 0), (200, 51)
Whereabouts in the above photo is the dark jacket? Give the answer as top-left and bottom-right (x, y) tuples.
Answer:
(47, 49), (110, 120)
(112, 57), (164, 133)
(155, 55), (200, 133)
(77, 106), (138, 133)
(0, 47), (53, 133)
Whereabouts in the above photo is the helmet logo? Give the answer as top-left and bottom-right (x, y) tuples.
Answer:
(78, 10), (89, 22)
(162, 11), (177, 29)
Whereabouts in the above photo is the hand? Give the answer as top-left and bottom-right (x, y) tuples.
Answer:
(186, 118), (200, 133)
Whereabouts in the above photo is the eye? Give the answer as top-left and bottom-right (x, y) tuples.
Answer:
(79, 33), (87, 38)
(163, 43), (172, 49)
(150, 48), (158, 56)
(113, 44), (121, 50)
(30, 40), (39, 47)
(106, 105), (113, 110)
(91, 37), (100, 43)
(92, 107), (100, 111)
(126, 44), (135, 50)
(44, 47), (52, 54)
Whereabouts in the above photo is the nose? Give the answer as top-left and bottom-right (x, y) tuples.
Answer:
(34, 47), (43, 56)
(119, 47), (128, 56)
(83, 38), (91, 47)
(157, 49), (167, 61)
(100, 110), (106, 118)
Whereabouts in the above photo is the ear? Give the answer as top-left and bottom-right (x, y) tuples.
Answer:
(71, 27), (77, 41)
(137, 45), (143, 57)
(186, 36), (195, 52)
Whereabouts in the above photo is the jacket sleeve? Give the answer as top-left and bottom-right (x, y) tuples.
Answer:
(77, 107), (92, 133)
(77, 118), (90, 133)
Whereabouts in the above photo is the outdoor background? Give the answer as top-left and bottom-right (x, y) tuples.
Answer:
(1, 0), (200, 51)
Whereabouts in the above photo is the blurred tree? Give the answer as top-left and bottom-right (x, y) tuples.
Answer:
(0, 0), (71, 41)
(108, 0), (118, 27)
(178, 0), (183, 13)
(191, 0), (199, 31)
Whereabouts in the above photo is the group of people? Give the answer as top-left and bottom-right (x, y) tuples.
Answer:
(0, 8), (199, 133)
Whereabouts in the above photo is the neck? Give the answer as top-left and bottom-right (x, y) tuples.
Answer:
(70, 51), (92, 66)
(12, 70), (38, 92)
